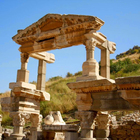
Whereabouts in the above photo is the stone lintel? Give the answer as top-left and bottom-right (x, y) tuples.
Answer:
(30, 52), (55, 63)
(115, 76), (140, 84)
(68, 79), (115, 90)
(76, 75), (105, 82)
(11, 87), (50, 101)
(9, 82), (36, 90)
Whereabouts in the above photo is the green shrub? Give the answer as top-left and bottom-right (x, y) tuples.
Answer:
(74, 71), (82, 76)
(66, 72), (73, 77)
(49, 76), (63, 81)
(123, 64), (140, 73)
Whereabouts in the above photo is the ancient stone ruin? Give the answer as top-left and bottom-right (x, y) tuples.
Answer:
(1, 13), (140, 140)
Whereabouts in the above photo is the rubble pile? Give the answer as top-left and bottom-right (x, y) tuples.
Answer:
(110, 111), (140, 140)
(121, 111), (140, 122)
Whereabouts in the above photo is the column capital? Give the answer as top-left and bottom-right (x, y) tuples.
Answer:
(76, 111), (97, 129)
(10, 112), (26, 126)
(96, 112), (111, 130)
(84, 38), (97, 51)
(20, 53), (29, 63)
(30, 114), (42, 128)
(107, 40), (116, 54)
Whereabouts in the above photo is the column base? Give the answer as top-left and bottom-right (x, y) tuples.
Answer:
(78, 138), (96, 140)
(76, 75), (104, 82)
(10, 133), (25, 140)
(78, 138), (111, 140)
(96, 138), (111, 140)
(96, 129), (110, 138)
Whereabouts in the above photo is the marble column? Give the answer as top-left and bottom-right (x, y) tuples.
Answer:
(82, 38), (99, 77)
(10, 112), (25, 140)
(101, 41), (110, 79)
(30, 114), (42, 140)
(0, 115), (2, 139)
(17, 53), (29, 82)
(37, 60), (46, 91)
(76, 111), (97, 140)
(95, 112), (111, 139)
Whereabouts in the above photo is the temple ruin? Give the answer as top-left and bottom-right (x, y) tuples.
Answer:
(1, 13), (140, 140)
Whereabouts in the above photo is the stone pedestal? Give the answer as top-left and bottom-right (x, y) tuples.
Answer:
(16, 69), (29, 82)
(76, 111), (97, 139)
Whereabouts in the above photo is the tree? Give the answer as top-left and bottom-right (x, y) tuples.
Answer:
(66, 72), (73, 77)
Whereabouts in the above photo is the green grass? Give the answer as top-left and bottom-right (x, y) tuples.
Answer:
(40, 77), (77, 117)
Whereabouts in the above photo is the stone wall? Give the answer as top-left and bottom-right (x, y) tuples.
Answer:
(110, 121), (140, 140)
(110, 112), (140, 140)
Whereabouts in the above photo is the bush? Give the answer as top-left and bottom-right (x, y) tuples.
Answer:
(66, 72), (73, 77)
(110, 60), (124, 73)
(123, 64), (140, 73)
(74, 71), (82, 76)
(49, 76), (63, 81)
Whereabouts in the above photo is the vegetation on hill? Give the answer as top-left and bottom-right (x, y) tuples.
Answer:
(116, 45), (140, 60)
(110, 58), (140, 78)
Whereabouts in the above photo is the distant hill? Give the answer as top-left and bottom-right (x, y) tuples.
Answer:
(113, 45), (140, 63)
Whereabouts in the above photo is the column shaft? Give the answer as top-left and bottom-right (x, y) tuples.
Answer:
(101, 48), (110, 79)
(37, 60), (46, 91)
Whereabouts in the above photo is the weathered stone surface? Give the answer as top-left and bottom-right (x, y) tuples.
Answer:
(44, 111), (65, 125)
(1, 97), (11, 112)
(12, 14), (105, 53)
(30, 52), (55, 63)
(68, 77), (140, 111)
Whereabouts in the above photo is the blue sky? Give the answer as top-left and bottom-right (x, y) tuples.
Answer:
(0, 0), (140, 93)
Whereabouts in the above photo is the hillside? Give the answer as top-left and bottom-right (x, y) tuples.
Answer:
(113, 53), (140, 63)
(113, 45), (140, 63)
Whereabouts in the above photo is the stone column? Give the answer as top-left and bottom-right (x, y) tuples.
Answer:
(37, 60), (46, 91)
(76, 111), (97, 140)
(95, 112), (111, 139)
(17, 53), (29, 82)
(82, 38), (99, 77)
(101, 41), (110, 79)
(30, 114), (42, 140)
(0, 115), (2, 139)
(10, 112), (25, 140)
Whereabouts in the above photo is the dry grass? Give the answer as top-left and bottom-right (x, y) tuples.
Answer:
(113, 53), (140, 63)
(41, 77), (77, 117)
(0, 91), (10, 99)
